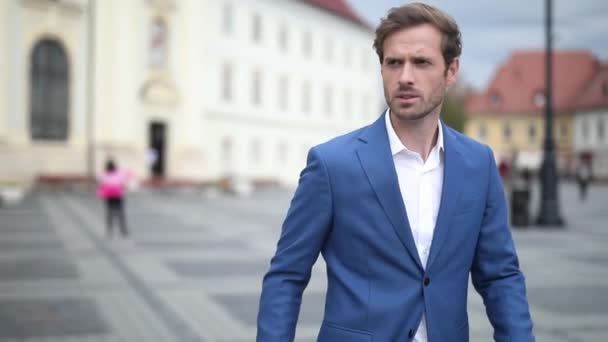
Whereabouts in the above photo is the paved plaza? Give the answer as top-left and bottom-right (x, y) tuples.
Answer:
(0, 181), (607, 341)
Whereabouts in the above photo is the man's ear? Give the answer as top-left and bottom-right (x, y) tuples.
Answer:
(446, 57), (459, 87)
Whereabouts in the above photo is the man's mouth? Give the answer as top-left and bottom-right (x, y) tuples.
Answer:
(395, 93), (420, 103)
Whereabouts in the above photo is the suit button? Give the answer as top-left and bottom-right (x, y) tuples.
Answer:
(408, 329), (415, 338)
(423, 277), (430, 286)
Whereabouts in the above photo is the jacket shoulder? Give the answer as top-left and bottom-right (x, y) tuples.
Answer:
(445, 125), (493, 159)
(311, 125), (369, 159)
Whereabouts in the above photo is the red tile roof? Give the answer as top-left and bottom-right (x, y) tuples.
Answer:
(575, 64), (608, 111)
(466, 50), (600, 116)
(302, 0), (369, 28)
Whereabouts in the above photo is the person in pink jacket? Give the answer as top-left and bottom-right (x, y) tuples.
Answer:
(98, 159), (132, 238)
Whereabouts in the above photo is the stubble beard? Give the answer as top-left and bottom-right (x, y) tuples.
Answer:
(387, 80), (447, 123)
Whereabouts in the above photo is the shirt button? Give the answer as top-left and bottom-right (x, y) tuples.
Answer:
(408, 328), (415, 338)
(424, 277), (430, 286)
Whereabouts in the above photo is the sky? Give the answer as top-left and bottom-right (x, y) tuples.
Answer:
(346, 0), (608, 90)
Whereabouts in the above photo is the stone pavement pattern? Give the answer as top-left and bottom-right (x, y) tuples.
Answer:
(0, 182), (607, 342)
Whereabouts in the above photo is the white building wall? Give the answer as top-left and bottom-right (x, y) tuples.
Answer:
(168, 0), (208, 180)
(203, 0), (383, 186)
(93, 0), (145, 174)
(0, 0), (383, 187)
(574, 109), (608, 179)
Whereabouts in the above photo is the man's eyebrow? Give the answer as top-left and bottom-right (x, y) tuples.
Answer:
(412, 56), (432, 62)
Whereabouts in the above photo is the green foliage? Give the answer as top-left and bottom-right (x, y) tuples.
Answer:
(441, 94), (466, 133)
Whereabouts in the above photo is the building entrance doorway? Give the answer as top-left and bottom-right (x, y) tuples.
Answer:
(148, 122), (167, 177)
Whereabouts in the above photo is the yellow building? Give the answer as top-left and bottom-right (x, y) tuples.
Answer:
(465, 50), (602, 173)
(465, 114), (573, 170)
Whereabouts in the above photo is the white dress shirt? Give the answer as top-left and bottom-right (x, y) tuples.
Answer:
(385, 110), (444, 342)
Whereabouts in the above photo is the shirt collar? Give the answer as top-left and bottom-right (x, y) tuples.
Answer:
(384, 108), (444, 157)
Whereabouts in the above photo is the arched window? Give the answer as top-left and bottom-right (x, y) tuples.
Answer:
(149, 17), (168, 67)
(30, 39), (69, 141)
(478, 122), (487, 140)
(503, 122), (512, 142)
(489, 92), (501, 108)
(533, 91), (546, 108)
(221, 137), (233, 171)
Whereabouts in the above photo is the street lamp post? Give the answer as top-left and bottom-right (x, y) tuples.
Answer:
(536, 0), (564, 226)
(86, 0), (97, 186)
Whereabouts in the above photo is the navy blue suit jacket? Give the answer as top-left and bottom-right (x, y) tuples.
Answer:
(257, 114), (534, 342)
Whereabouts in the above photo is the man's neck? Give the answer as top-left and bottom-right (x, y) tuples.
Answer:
(390, 112), (440, 162)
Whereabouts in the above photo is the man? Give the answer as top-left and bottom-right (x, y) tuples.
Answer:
(576, 156), (592, 200)
(257, 3), (534, 342)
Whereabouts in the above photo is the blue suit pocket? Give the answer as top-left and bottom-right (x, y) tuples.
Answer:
(318, 321), (371, 342)
(454, 319), (469, 341)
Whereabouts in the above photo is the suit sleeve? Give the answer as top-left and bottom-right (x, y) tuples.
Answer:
(257, 147), (333, 342)
(471, 146), (535, 342)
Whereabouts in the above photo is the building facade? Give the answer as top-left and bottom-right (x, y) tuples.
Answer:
(0, 0), (383, 187)
(464, 50), (602, 173)
(573, 65), (608, 180)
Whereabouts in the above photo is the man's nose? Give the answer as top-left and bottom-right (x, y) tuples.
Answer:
(398, 63), (415, 85)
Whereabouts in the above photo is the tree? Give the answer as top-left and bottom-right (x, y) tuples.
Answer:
(441, 78), (470, 133)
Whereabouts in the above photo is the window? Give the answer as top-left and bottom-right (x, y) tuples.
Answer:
(251, 139), (261, 164)
(344, 89), (353, 120)
(581, 118), (589, 143)
(528, 122), (536, 143)
(490, 93), (501, 108)
(278, 24), (288, 52)
(324, 85), (333, 117)
(30, 39), (69, 141)
(277, 141), (287, 164)
(222, 2), (233, 35)
(478, 122), (487, 140)
(222, 63), (232, 102)
(221, 137), (233, 171)
(252, 70), (262, 106)
(361, 48), (370, 71)
(362, 93), (370, 120)
(534, 91), (545, 108)
(344, 44), (352, 67)
(560, 122), (568, 138)
(503, 122), (511, 142)
(324, 37), (333, 63)
(302, 81), (311, 114)
(302, 31), (312, 59)
(278, 76), (288, 111)
(252, 13), (262, 43)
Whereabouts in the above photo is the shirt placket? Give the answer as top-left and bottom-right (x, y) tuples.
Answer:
(417, 169), (431, 268)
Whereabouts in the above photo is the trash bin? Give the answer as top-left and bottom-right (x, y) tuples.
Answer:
(510, 185), (530, 227)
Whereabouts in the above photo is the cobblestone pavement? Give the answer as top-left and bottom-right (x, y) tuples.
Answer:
(0, 182), (606, 341)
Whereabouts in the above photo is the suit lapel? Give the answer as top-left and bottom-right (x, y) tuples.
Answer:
(426, 125), (464, 270)
(356, 115), (423, 271)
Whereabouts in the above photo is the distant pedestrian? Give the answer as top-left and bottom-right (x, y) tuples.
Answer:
(510, 168), (532, 227)
(576, 158), (592, 201)
(97, 159), (132, 237)
(498, 159), (511, 182)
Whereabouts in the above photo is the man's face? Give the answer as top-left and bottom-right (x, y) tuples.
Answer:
(381, 24), (458, 122)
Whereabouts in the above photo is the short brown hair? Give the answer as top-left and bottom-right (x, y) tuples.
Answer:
(373, 3), (462, 68)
